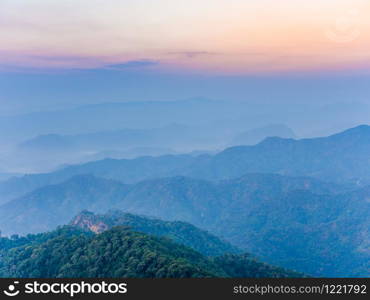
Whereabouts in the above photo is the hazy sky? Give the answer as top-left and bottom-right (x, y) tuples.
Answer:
(0, 0), (369, 113)
(1, 0), (370, 72)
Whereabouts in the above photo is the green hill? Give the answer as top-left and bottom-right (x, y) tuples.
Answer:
(70, 210), (240, 257)
(0, 226), (301, 278)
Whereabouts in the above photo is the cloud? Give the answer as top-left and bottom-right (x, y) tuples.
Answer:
(106, 60), (160, 70)
(168, 51), (219, 58)
(0, 54), (162, 74)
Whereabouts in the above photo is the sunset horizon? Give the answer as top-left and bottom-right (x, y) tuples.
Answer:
(1, 0), (370, 74)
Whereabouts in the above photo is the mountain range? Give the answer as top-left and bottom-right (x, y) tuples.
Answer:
(2, 98), (368, 174)
(1, 99), (368, 144)
(0, 172), (368, 277)
(0, 173), (343, 235)
(70, 210), (240, 257)
(1, 125), (370, 277)
(230, 124), (296, 146)
(1, 125), (369, 203)
(17, 123), (219, 152)
(12, 123), (296, 172)
(0, 99), (226, 142)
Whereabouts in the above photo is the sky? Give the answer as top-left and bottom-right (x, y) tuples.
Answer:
(0, 0), (369, 113)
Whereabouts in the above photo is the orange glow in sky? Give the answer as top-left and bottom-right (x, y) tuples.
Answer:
(1, 0), (370, 74)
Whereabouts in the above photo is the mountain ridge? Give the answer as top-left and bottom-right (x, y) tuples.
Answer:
(2, 124), (369, 203)
(70, 210), (240, 257)
(1, 172), (368, 276)
(0, 225), (302, 278)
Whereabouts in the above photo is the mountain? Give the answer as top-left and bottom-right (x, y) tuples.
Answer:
(1, 97), (369, 173)
(189, 125), (370, 185)
(0, 173), (365, 276)
(2, 99), (368, 145)
(230, 124), (296, 146)
(5, 124), (211, 173)
(70, 210), (240, 257)
(0, 99), (223, 142)
(0, 154), (202, 203)
(2, 125), (370, 203)
(0, 226), (223, 278)
(0, 175), (130, 233)
(0, 173), (341, 236)
(0, 172), (21, 182)
(80, 147), (177, 161)
(18, 124), (199, 152)
(0, 226), (301, 278)
(0, 98), (241, 173)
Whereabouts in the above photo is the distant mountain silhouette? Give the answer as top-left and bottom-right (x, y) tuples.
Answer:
(10, 124), (209, 172)
(193, 125), (370, 184)
(1, 125), (369, 203)
(18, 124), (195, 151)
(0, 154), (200, 203)
(230, 124), (296, 146)
(0, 98), (229, 142)
(0, 172), (21, 182)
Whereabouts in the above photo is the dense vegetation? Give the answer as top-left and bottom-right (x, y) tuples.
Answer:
(71, 210), (240, 257)
(0, 226), (301, 278)
(212, 254), (301, 278)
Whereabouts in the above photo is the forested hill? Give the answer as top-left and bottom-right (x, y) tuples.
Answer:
(0, 226), (302, 278)
(70, 210), (240, 257)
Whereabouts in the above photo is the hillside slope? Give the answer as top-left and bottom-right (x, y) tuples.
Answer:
(0, 173), (368, 276)
(0, 173), (341, 235)
(0, 226), (300, 278)
(70, 210), (240, 257)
